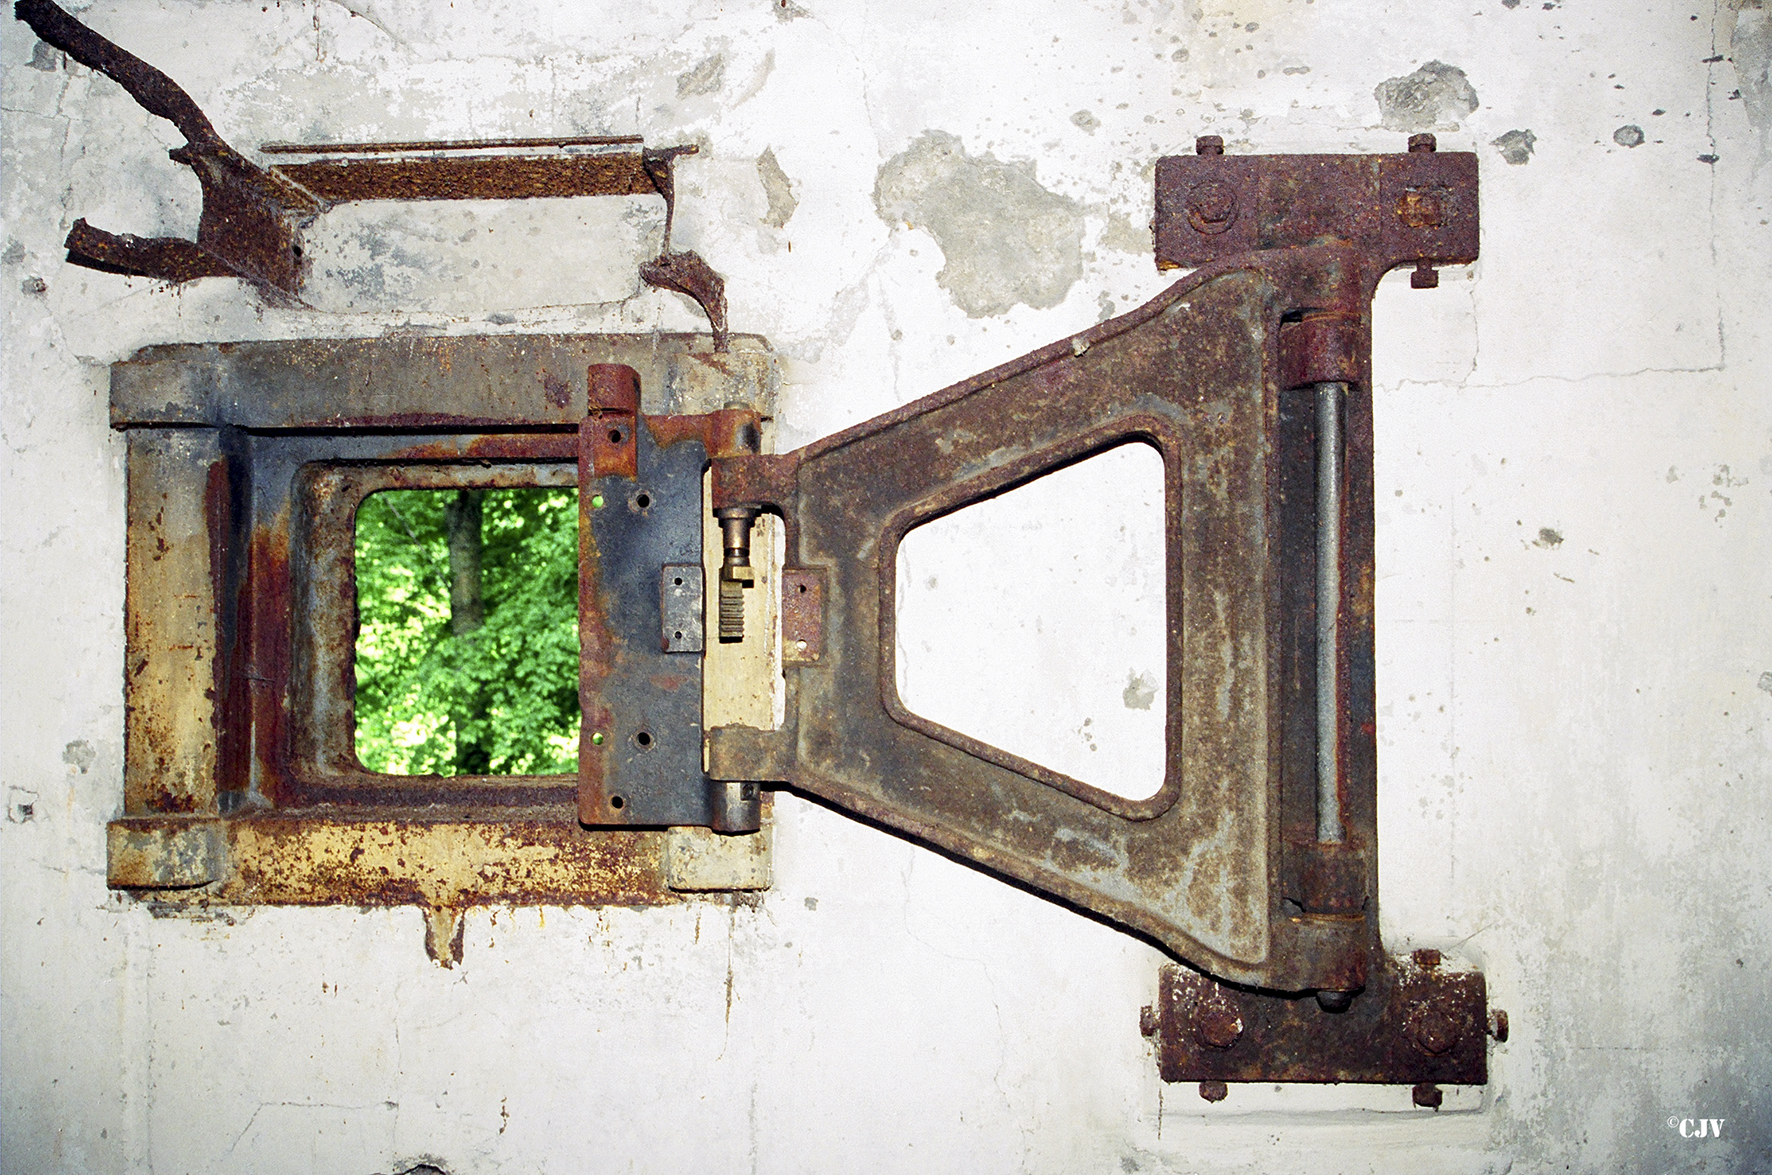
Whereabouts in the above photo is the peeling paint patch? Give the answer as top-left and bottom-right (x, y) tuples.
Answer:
(1614, 124), (1645, 147)
(1493, 128), (1538, 165)
(1072, 109), (1102, 134)
(7, 787), (36, 823)
(1533, 527), (1564, 548)
(1374, 61), (1479, 132)
(874, 130), (1083, 317)
(756, 148), (798, 229)
(677, 52), (726, 98)
(62, 739), (95, 774)
(1734, 2), (1772, 151)
(1123, 670), (1157, 710)
(1099, 210), (1149, 255)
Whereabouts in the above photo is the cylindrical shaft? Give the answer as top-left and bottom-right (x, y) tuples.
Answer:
(1315, 382), (1346, 845)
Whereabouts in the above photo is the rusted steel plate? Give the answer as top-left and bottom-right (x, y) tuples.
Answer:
(271, 151), (659, 204)
(780, 569), (825, 665)
(1155, 144), (1478, 280)
(576, 367), (716, 828)
(1149, 958), (1488, 1085)
(124, 429), (228, 816)
(108, 819), (225, 888)
(108, 815), (677, 908)
(109, 333), (774, 430)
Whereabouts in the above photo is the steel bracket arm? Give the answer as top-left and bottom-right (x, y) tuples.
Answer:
(706, 138), (1479, 1015)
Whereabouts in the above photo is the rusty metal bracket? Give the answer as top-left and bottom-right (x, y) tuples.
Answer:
(705, 135), (1489, 1087)
(575, 363), (763, 829)
(1144, 950), (1501, 1093)
(12, 0), (731, 343)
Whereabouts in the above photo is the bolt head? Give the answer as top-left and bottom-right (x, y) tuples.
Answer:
(1408, 133), (1438, 153)
(1413, 1009), (1459, 1056)
(1411, 263), (1440, 290)
(1488, 1009), (1510, 1042)
(1198, 1080), (1229, 1103)
(1195, 134), (1225, 155)
(1412, 948), (1443, 970)
(1139, 1005), (1158, 1037)
(1412, 1082), (1444, 1109)
(1194, 1003), (1244, 1050)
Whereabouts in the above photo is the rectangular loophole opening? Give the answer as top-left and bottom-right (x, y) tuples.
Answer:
(353, 486), (580, 776)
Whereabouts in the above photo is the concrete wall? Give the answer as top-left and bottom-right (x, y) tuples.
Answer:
(4, 1), (1769, 1171)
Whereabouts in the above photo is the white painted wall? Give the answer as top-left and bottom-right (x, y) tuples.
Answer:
(4, 1), (1769, 1172)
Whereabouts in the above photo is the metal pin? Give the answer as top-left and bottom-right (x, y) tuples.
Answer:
(715, 506), (759, 642)
(1315, 381), (1346, 845)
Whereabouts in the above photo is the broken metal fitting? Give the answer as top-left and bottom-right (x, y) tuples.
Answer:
(12, 0), (733, 343)
(15, 0), (319, 296)
(714, 505), (760, 642)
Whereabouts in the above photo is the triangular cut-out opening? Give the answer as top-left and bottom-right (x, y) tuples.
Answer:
(895, 442), (1167, 802)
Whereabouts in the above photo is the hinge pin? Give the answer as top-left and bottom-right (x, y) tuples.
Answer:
(715, 505), (760, 641)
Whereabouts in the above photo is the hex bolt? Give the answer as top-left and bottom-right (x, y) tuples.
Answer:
(1139, 1005), (1158, 1037)
(1412, 1082), (1444, 1110)
(1412, 948), (1442, 970)
(1316, 989), (1356, 1013)
(1488, 1009), (1510, 1042)
(1198, 1080), (1229, 1103)
(1195, 134), (1225, 155)
(1194, 1003), (1244, 1050)
(1412, 1008), (1459, 1056)
(1408, 133), (1437, 153)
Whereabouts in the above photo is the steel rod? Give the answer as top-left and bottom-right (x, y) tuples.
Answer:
(1315, 381), (1346, 844)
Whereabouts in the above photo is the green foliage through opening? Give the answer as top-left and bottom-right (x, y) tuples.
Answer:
(354, 487), (579, 776)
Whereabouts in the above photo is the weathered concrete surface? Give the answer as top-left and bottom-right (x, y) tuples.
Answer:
(3, 1), (1770, 1173)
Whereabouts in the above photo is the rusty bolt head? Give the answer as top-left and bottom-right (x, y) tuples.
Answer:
(1412, 948), (1442, 970)
(1411, 261), (1440, 289)
(1139, 1004), (1158, 1037)
(1198, 1080), (1229, 1103)
(1315, 989), (1356, 1013)
(1412, 1008), (1459, 1056)
(1412, 1082), (1444, 1109)
(1408, 133), (1438, 153)
(1194, 1003), (1244, 1050)
(1195, 134), (1225, 155)
(1488, 1009), (1510, 1043)
(1185, 180), (1238, 235)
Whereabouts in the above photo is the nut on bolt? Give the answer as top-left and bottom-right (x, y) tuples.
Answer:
(1194, 1002), (1244, 1050)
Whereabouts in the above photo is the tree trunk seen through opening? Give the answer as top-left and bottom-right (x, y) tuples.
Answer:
(444, 488), (491, 774)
